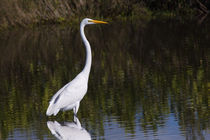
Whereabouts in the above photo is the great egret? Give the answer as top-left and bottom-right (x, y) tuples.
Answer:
(47, 116), (91, 140)
(46, 18), (108, 116)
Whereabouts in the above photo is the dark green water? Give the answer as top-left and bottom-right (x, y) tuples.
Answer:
(0, 19), (209, 140)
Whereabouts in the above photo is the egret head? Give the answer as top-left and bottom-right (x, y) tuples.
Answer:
(82, 18), (108, 26)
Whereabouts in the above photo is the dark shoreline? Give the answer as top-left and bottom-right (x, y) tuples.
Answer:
(0, 0), (209, 30)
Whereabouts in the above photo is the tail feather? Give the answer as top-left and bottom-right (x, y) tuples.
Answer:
(46, 82), (70, 116)
(46, 103), (60, 116)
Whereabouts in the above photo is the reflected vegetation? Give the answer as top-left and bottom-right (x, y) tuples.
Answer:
(0, 19), (209, 139)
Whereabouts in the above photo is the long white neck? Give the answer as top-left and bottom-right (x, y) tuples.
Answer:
(80, 23), (92, 79)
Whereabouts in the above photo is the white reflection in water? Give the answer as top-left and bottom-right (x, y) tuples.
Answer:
(47, 116), (91, 140)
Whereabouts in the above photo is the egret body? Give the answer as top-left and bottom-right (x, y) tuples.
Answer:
(46, 18), (107, 116)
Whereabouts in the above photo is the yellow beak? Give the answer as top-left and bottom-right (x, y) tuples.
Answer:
(89, 20), (108, 24)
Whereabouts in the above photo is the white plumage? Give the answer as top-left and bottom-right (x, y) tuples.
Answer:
(47, 116), (91, 140)
(46, 18), (108, 116)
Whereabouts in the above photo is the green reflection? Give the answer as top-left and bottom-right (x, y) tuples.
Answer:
(0, 19), (209, 139)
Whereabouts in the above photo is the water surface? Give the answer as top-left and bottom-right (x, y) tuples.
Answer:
(0, 19), (209, 140)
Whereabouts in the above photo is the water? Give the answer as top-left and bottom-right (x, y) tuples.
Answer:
(0, 18), (209, 140)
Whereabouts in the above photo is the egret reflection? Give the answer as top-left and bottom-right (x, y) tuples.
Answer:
(47, 116), (91, 140)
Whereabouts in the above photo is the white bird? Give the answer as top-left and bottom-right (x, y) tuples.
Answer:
(46, 18), (108, 116)
(47, 116), (91, 140)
